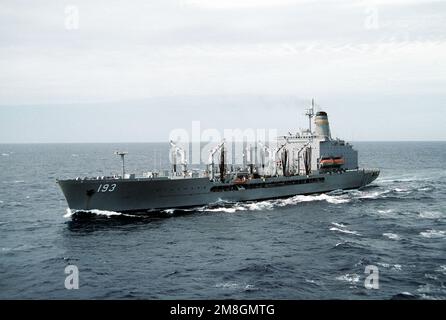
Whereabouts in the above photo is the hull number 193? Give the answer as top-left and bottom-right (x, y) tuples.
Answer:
(97, 184), (117, 193)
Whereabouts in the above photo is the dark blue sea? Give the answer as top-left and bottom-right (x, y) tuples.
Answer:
(0, 142), (445, 299)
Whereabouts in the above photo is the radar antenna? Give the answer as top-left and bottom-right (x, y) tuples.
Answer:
(114, 151), (128, 178)
(305, 98), (315, 134)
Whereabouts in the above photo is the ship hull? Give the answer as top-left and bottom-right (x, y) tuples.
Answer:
(57, 169), (379, 214)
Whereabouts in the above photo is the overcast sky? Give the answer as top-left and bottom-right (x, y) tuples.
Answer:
(0, 0), (445, 142)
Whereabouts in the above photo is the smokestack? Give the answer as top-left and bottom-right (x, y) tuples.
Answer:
(315, 111), (331, 139)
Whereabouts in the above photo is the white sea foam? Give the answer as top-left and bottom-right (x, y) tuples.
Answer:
(420, 230), (445, 239)
(383, 233), (401, 241)
(336, 274), (360, 284)
(215, 282), (240, 289)
(90, 209), (136, 217)
(436, 265), (446, 275)
(64, 208), (73, 218)
(393, 264), (402, 271)
(378, 263), (403, 271)
(305, 279), (323, 286)
(64, 208), (135, 218)
(419, 211), (443, 219)
(417, 284), (434, 294)
(268, 194), (350, 206)
(200, 193), (350, 214)
(378, 209), (394, 214)
(244, 284), (256, 291)
(331, 222), (348, 229)
(288, 194), (351, 204)
(245, 201), (275, 211)
(424, 273), (439, 280)
(329, 227), (361, 236)
(1, 153), (9, 156)
(215, 282), (255, 291)
(205, 207), (242, 213)
(359, 190), (390, 200)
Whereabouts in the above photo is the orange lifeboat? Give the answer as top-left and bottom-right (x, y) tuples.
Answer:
(320, 157), (344, 168)
(320, 158), (335, 167)
(333, 157), (345, 166)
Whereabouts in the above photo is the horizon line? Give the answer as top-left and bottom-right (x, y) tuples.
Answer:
(0, 140), (445, 145)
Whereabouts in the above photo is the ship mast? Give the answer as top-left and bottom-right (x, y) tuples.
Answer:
(115, 151), (128, 178)
(305, 98), (315, 135)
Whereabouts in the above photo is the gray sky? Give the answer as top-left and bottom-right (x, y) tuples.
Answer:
(0, 0), (445, 142)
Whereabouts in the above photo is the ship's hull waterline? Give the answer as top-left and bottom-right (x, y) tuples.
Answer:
(58, 169), (379, 214)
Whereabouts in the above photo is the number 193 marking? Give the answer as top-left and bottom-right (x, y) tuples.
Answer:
(97, 184), (117, 193)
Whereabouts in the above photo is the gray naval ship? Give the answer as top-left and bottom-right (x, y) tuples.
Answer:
(58, 101), (380, 214)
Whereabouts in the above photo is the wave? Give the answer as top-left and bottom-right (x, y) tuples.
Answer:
(379, 176), (432, 184)
(330, 227), (361, 236)
(378, 209), (393, 214)
(334, 242), (347, 248)
(215, 282), (255, 291)
(1, 244), (39, 254)
(377, 262), (402, 271)
(215, 282), (240, 289)
(191, 193), (352, 214)
(383, 233), (401, 241)
(202, 207), (244, 213)
(376, 209), (396, 218)
(305, 279), (324, 286)
(336, 274), (360, 284)
(331, 222), (348, 229)
(2, 180), (25, 184)
(418, 187), (434, 192)
(419, 230), (445, 239)
(64, 208), (138, 218)
(391, 292), (419, 300)
(419, 211), (443, 219)
(436, 265), (446, 275)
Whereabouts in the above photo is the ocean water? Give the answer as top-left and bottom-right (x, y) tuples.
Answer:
(0, 142), (445, 300)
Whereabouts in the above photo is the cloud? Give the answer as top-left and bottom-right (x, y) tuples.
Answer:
(0, 0), (445, 107)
